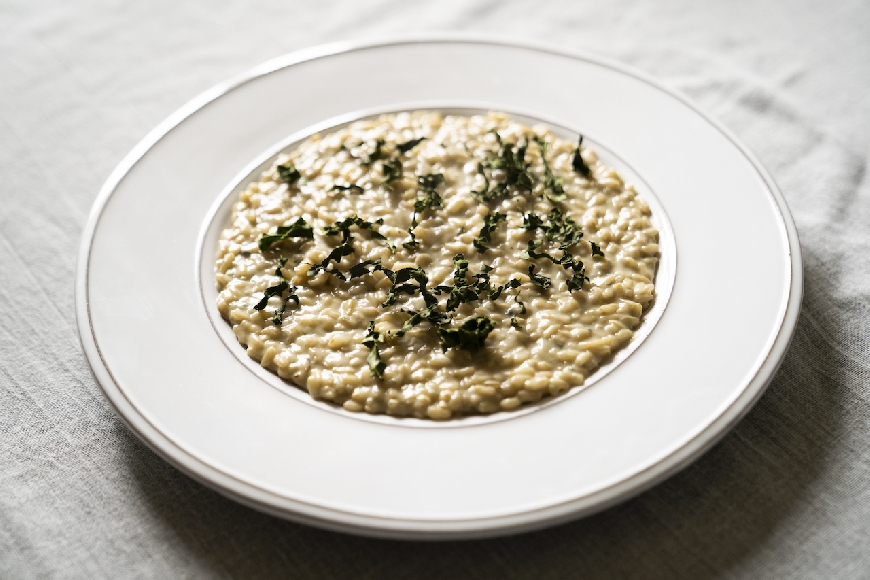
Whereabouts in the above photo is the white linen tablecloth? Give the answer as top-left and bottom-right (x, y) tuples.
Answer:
(2, 1), (869, 577)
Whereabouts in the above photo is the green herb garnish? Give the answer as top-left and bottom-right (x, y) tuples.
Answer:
(414, 173), (444, 213)
(473, 212), (506, 253)
(362, 321), (386, 379)
(437, 316), (496, 351)
(381, 157), (403, 186)
(253, 280), (288, 311)
(590, 241), (604, 257)
(381, 266), (437, 308)
(565, 269), (590, 292)
(323, 214), (392, 249)
(512, 287), (527, 315)
(405, 174), (445, 251)
(361, 139), (387, 167)
(443, 254), (479, 311)
(252, 126), (603, 380)
(395, 307), (450, 338)
(525, 207), (584, 249)
(522, 239), (588, 293)
(521, 206), (591, 290)
(276, 161), (301, 185)
(471, 162), (490, 199)
(402, 217), (419, 250)
(258, 217), (315, 251)
(473, 134), (535, 202)
(571, 135), (591, 177)
(415, 174), (444, 209)
(253, 257), (299, 325)
(306, 241), (354, 281)
(489, 278), (522, 301)
(332, 183), (364, 195)
(521, 238), (545, 261)
(397, 137), (426, 153)
(528, 265), (552, 289)
(417, 173), (444, 190)
(534, 137), (565, 202)
(308, 215), (393, 280)
(348, 259), (382, 280)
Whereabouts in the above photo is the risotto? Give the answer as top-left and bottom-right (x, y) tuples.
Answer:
(215, 111), (659, 419)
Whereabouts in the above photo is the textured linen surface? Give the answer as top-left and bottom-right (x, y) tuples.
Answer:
(2, 1), (869, 578)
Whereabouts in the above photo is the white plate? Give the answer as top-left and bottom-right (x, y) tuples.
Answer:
(77, 36), (802, 539)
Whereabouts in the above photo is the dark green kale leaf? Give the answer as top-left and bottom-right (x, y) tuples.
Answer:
(271, 290), (300, 325)
(394, 308), (450, 338)
(413, 192), (442, 214)
(414, 173), (444, 213)
(381, 157), (403, 186)
(488, 278), (522, 301)
(473, 212), (506, 253)
(546, 207), (584, 248)
(348, 259), (382, 280)
(590, 241), (605, 257)
(470, 263), (494, 295)
(382, 284), (412, 308)
(521, 238), (547, 261)
(402, 221), (419, 250)
(473, 134), (535, 202)
(437, 316), (496, 351)
(523, 237), (576, 267)
(361, 139), (387, 167)
(253, 258), (299, 325)
(417, 173), (445, 191)
(253, 280), (288, 311)
(405, 173), (445, 251)
(397, 266), (438, 307)
(470, 162), (490, 199)
(397, 137), (426, 153)
(276, 161), (301, 185)
(306, 241), (354, 281)
(381, 266), (437, 308)
(362, 321), (386, 379)
(468, 264), (516, 301)
(445, 283), (478, 311)
(512, 287), (527, 315)
(522, 235), (589, 292)
(444, 254), (479, 311)
(258, 217), (315, 251)
(332, 183), (364, 195)
(487, 141), (533, 190)
(534, 137), (566, 202)
(528, 265), (552, 289)
(524, 208), (584, 249)
(559, 252), (587, 274)
(451, 253), (469, 278)
(309, 214), (393, 280)
(523, 213), (546, 232)
(513, 141), (534, 190)
(560, 250), (589, 291)
(571, 135), (591, 177)
(438, 255), (520, 310)
(323, 214), (392, 249)
(566, 270), (590, 292)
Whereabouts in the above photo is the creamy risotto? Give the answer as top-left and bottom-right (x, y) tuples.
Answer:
(215, 111), (658, 419)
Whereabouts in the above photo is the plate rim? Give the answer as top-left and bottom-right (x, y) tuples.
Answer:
(75, 33), (803, 539)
